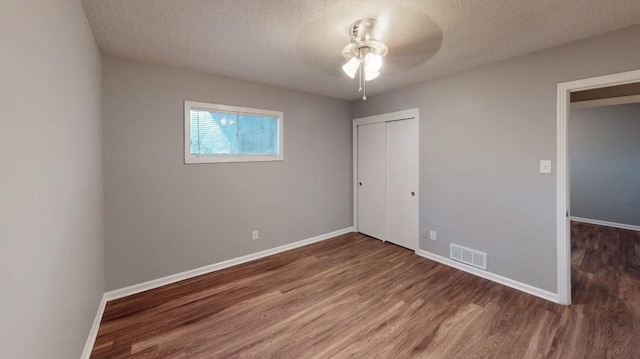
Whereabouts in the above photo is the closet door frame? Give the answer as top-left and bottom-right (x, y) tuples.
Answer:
(353, 108), (420, 249)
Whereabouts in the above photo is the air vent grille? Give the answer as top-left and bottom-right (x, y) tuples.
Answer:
(450, 244), (487, 270)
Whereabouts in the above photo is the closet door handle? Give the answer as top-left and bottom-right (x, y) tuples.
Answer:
(359, 182), (362, 186)
(411, 191), (415, 196)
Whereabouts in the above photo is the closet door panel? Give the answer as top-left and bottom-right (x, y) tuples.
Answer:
(357, 122), (387, 240)
(386, 119), (418, 250)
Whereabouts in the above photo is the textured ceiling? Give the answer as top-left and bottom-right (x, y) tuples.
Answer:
(82, 0), (640, 101)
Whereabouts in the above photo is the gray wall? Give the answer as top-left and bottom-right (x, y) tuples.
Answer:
(353, 25), (640, 293)
(0, 1), (104, 358)
(103, 56), (353, 290)
(570, 103), (640, 226)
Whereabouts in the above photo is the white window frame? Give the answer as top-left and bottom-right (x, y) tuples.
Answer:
(184, 101), (284, 164)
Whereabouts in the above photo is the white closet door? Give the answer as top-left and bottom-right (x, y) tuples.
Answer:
(386, 119), (418, 250)
(357, 122), (387, 240)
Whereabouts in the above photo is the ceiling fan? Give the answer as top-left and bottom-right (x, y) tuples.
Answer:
(294, 6), (442, 100)
(341, 18), (388, 100)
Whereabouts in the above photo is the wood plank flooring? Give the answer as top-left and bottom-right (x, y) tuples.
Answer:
(91, 223), (640, 358)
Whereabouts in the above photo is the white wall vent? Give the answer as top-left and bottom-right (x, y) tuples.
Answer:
(450, 244), (487, 270)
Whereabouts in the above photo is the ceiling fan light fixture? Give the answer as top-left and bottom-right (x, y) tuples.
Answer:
(342, 57), (360, 79)
(341, 18), (388, 100)
(364, 53), (382, 72)
(365, 68), (379, 81)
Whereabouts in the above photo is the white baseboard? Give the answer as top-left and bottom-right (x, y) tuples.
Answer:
(415, 249), (560, 304)
(570, 216), (640, 232)
(104, 227), (354, 301)
(81, 294), (107, 359)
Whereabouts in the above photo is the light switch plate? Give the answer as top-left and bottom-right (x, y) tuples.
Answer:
(540, 160), (552, 174)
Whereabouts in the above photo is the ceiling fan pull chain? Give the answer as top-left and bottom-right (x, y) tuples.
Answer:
(362, 64), (367, 100)
(358, 49), (363, 93)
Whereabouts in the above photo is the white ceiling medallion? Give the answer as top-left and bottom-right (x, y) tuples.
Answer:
(342, 18), (388, 100)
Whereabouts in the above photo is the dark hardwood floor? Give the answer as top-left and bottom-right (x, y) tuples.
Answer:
(91, 223), (640, 358)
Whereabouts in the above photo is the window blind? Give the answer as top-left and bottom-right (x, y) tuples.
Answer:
(190, 110), (279, 156)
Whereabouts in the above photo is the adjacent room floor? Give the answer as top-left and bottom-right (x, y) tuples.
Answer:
(91, 223), (640, 358)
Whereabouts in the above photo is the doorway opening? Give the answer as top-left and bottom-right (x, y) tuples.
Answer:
(557, 69), (640, 305)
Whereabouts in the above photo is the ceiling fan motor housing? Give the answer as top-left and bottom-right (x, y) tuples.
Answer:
(342, 18), (388, 59)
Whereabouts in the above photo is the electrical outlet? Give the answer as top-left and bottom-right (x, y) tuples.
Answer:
(421, 230), (428, 238)
(252, 230), (259, 240)
(430, 231), (436, 241)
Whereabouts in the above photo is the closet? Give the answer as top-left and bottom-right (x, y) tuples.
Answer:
(354, 110), (418, 250)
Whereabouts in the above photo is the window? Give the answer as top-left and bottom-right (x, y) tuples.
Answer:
(184, 101), (283, 163)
